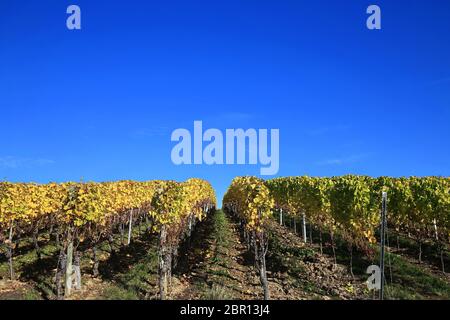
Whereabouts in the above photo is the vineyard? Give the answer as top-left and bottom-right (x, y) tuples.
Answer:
(223, 175), (450, 299)
(0, 179), (216, 299)
(0, 176), (449, 300)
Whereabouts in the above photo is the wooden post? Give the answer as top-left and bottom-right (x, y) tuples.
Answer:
(159, 225), (168, 300)
(127, 209), (134, 245)
(65, 236), (74, 297)
(8, 223), (14, 280)
(302, 212), (307, 243)
(379, 192), (387, 300)
(433, 219), (439, 240)
(73, 251), (82, 290)
(257, 210), (270, 300)
(56, 248), (66, 300)
(261, 236), (270, 300)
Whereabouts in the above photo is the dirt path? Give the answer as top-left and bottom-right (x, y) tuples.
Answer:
(171, 210), (260, 299)
(170, 210), (369, 300)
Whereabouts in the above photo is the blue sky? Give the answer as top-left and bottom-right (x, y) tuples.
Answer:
(1, 0), (449, 206)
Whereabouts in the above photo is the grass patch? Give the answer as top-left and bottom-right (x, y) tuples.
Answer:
(101, 285), (140, 300)
(22, 288), (43, 300)
(201, 284), (233, 300)
(198, 210), (239, 299)
(384, 253), (450, 300)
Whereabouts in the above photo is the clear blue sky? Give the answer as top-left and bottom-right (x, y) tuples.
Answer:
(1, 0), (449, 206)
